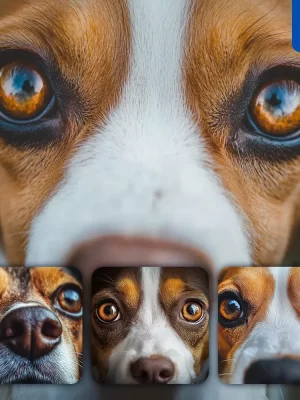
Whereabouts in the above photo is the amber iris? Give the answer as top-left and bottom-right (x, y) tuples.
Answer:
(58, 287), (82, 314)
(97, 302), (120, 323)
(0, 62), (51, 121)
(219, 298), (242, 322)
(182, 301), (203, 322)
(252, 80), (300, 136)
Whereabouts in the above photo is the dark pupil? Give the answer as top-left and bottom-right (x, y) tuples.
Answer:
(12, 68), (37, 100)
(104, 305), (115, 316)
(64, 290), (80, 304)
(267, 92), (282, 107)
(187, 304), (199, 316)
(227, 300), (240, 314)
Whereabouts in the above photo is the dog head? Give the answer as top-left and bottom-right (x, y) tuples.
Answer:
(92, 267), (209, 384)
(218, 266), (300, 384)
(0, 0), (299, 270)
(0, 267), (82, 384)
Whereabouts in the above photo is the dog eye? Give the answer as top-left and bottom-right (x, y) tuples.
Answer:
(0, 61), (53, 122)
(218, 291), (249, 328)
(56, 285), (82, 316)
(96, 301), (120, 323)
(250, 80), (300, 137)
(181, 301), (203, 323)
(219, 298), (242, 321)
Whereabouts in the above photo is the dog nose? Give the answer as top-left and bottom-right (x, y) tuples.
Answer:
(66, 235), (212, 272)
(0, 306), (62, 360)
(244, 358), (300, 384)
(131, 356), (175, 384)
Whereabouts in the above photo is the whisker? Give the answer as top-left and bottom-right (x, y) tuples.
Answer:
(278, 385), (285, 400)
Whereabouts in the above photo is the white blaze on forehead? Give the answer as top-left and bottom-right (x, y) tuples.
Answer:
(107, 267), (196, 384)
(26, 0), (250, 269)
(231, 266), (300, 384)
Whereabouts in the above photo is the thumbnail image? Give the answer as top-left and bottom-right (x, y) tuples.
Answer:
(92, 267), (209, 384)
(218, 266), (300, 384)
(0, 267), (82, 384)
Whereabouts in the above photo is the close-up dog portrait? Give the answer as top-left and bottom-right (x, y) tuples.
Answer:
(0, 267), (83, 384)
(92, 267), (209, 384)
(218, 266), (300, 385)
(1, 0), (300, 399)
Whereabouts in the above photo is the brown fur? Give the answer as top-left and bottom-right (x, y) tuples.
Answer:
(160, 268), (209, 375)
(0, 0), (131, 263)
(185, 0), (300, 265)
(218, 267), (275, 381)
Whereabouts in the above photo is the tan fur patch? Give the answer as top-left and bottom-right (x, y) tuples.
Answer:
(116, 277), (140, 308)
(161, 278), (186, 305)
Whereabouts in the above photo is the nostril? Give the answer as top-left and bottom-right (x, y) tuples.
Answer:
(2, 320), (25, 339)
(41, 318), (62, 339)
(159, 367), (173, 379)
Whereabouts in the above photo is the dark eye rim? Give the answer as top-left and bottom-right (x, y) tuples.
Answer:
(218, 291), (249, 328)
(180, 298), (206, 324)
(53, 283), (83, 319)
(0, 48), (84, 149)
(0, 95), (57, 125)
(95, 298), (121, 324)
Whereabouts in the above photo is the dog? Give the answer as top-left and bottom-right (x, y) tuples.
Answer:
(0, 0), (299, 274)
(92, 267), (209, 384)
(0, 0), (299, 399)
(0, 267), (82, 384)
(218, 266), (300, 384)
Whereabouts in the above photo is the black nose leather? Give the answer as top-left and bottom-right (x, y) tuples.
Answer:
(0, 306), (62, 361)
(131, 356), (175, 384)
(244, 358), (300, 384)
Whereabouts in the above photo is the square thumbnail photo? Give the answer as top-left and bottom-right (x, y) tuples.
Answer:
(0, 267), (82, 384)
(92, 267), (209, 384)
(218, 266), (300, 384)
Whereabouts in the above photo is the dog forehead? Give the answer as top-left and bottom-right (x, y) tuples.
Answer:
(160, 267), (209, 305)
(30, 267), (81, 296)
(92, 267), (142, 310)
(219, 267), (275, 308)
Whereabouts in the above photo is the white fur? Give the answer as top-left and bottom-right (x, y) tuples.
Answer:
(231, 267), (300, 384)
(107, 267), (196, 384)
(26, 0), (250, 270)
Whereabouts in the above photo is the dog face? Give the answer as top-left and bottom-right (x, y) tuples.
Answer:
(0, 0), (299, 268)
(0, 267), (82, 384)
(92, 267), (209, 384)
(218, 267), (300, 384)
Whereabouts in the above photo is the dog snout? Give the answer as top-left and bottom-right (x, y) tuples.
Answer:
(130, 356), (175, 384)
(244, 358), (300, 384)
(0, 306), (62, 361)
(66, 235), (212, 273)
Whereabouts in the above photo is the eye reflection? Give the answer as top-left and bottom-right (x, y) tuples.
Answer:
(251, 80), (300, 136)
(0, 62), (52, 121)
